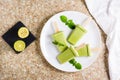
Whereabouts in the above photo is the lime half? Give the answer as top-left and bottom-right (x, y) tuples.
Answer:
(14, 40), (26, 52)
(18, 27), (29, 38)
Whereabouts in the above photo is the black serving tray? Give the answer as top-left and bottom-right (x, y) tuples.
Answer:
(2, 21), (36, 53)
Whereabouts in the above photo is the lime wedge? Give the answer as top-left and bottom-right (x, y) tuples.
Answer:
(14, 40), (26, 52)
(18, 27), (29, 38)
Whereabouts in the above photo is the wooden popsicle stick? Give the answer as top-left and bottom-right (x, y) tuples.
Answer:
(52, 21), (59, 33)
(75, 43), (86, 50)
(75, 43), (101, 52)
(82, 17), (92, 27)
(91, 47), (101, 52)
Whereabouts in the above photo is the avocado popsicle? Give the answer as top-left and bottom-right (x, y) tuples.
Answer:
(52, 22), (68, 52)
(77, 44), (91, 56)
(57, 46), (77, 64)
(68, 18), (91, 45)
(52, 31), (68, 52)
(68, 24), (87, 45)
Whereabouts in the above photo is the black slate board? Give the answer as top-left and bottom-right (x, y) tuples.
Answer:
(2, 21), (36, 53)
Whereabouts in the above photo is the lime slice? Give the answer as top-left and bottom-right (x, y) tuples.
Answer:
(14, 40), (26, 52)
(18, 27), (29, 38)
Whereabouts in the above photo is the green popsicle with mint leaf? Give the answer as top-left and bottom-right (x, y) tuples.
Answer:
(68, 24), (87, 45)
(52, 22), (68, 52)
(60, 15), (91, 45)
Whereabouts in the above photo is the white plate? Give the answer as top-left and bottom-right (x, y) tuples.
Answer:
(40, 11), (102, 72)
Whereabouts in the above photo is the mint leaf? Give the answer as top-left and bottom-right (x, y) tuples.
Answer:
(72, 60), (77, 66)
(60, 15), (67, 23)
(75, 63), (82, 69)
(52, 41), (64, 46)
(66, 20), (75, 29)
(69, 59), (75, 64)
(52, 41), (58, 45)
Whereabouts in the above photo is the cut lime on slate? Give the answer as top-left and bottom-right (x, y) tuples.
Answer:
(18, 27), (29, 38)
(14, 40), (26, 52)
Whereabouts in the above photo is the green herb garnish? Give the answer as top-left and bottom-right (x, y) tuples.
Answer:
(60, 15), (75, 29)
(69, 58), (76, 66)
(66, 20), (75, 29)
(52, 41), (64, 46)
(72, 60), (77, 66)
(60, 15), (67, 23)
(69, 58), (75, 64)
(69, 59), (82, 70)
(75, 63), (82, 69)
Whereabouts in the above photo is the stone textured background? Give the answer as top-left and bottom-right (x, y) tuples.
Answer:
(0, 0), (109, 80)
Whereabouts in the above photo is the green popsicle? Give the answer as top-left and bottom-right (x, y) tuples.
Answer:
(68, 24), (87, 45)
(77, 44), (91, 56)
(57, 47), (75, 64)
(52, 31), (68, 52)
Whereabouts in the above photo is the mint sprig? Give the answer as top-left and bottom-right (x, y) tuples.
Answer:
(60, 15), (75, 29)
(69, 59), (82, 70)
